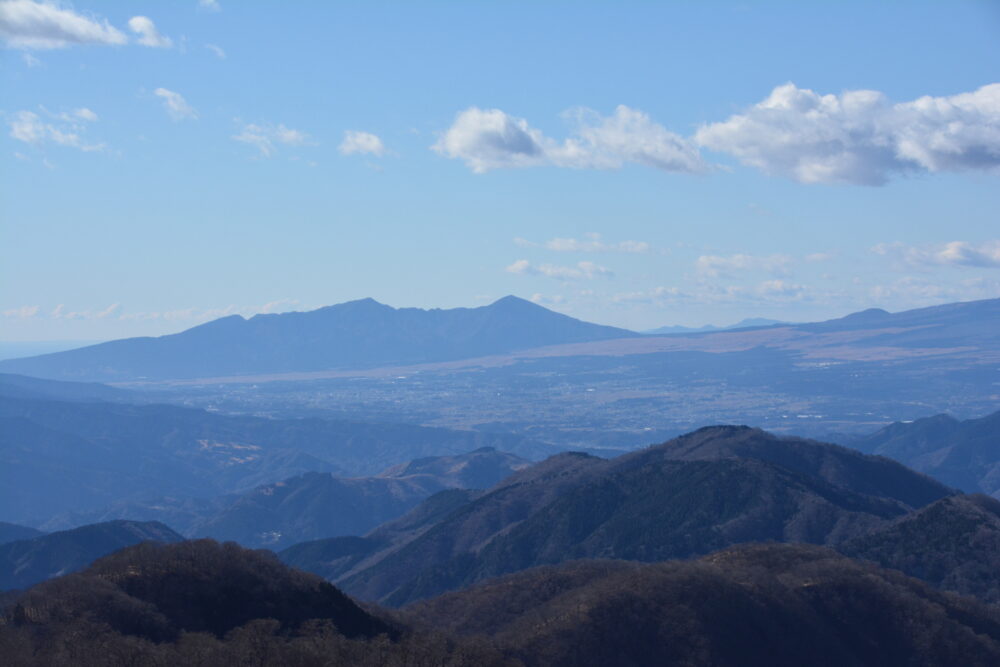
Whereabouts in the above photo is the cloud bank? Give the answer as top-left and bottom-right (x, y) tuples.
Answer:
(506, 259), (614, 280)
(696, 83), (1000, 185)
(874, 240), (1000, 269)
(436, 83), (1000, 185)
(433, 105), (705, 174)
(0, 0), (126, 49)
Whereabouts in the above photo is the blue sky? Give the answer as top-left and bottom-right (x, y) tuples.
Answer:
(3, 0), (1000, 341)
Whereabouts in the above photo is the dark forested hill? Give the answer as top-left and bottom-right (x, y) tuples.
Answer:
(841, 493), (1000, 604)
(402, 543), (1000, 667)
(7, 540), (1000, 666)
(849, 409), (1000, 496)
(0, 521), (182, 591)
(0, 296), (637, 382)
(286, 426), (952, 606)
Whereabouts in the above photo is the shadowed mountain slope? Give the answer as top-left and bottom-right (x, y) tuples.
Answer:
(0, 523), (44, 546)
(0, 296), (637, 382)
(0, 521), (182, 591)
(403, 543), (1000, 667)
(849, 409), (1000, 496)
(842, 494), (1000, 604)
(289, 426), (952, 606)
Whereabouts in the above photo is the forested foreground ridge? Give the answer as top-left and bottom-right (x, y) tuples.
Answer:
(3, 540), (1000, 666)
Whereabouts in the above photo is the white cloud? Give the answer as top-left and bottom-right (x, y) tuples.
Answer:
(205, 43), (225, 59)
(517, 232), (650, 254)
(50, 302), (120, 320)
(198, 0), (221, 12)
(612, 280), (809, 307)
(695, 253), (792, 278)
(22, 51), (39, 65)
(868, 276), (1000, 305)
(434, 105), (705, 174)
(73, 107), (97, 122)
(339, 130), (386, 157)
(128, 16), (171, 48)
(529, 293), (566, 306)
(506, 259), (614, 280)
(696, 82), (1000, 185)
(233, 122), (311, 157)
(873, 240), (1000, 269)
(153, 88), (196, 121)
(0, 0), (127, 49)
(2, 305), (39, 318)
(8, 108), (105, 152)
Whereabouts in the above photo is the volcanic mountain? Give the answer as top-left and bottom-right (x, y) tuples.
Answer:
(0, 296), (637, 382)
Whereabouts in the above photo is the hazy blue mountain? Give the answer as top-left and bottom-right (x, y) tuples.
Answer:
(181, 448), (529, 549)
(0, 372), (134, 402)
(0, 523), (44, 546)
(0, 520), (182, 591)
(799, 296), (1000, 344)
(644, 317), (788, 335)
(0, 295), (638, 382)
(289, 426), (952, 606)
(0, 341), (103, 362)
(849, 409), (1000, 496)
(0, 391), (549, 526)
(377, 446), (531, 487)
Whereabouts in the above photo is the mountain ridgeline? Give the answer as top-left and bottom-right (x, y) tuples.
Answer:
(848, 409), (1000, 497)
(282, 426), (955, 606)
(0, 296), (637, 382)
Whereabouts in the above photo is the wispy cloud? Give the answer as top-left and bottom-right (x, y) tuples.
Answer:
(2, 305), (39, 319)
(154, 88), (197, 121)
(8, 107), (106, 152)
(873, 240), (1000, 269)
(515, 232), (650, 254)
(696, 82), (1000, 185)
(339, 130), (385, 157)
(434, 105), (705, 174)
(695, 253), (793, 278)
(233, 121), (311, 157)
(205, 43), (225, 59)
(50, 303), (120, 320)
(198, 0), (221, 13)
(0, 0), (127, 49)
(127, 16), (171, 48)
(506, 259), (614, 280)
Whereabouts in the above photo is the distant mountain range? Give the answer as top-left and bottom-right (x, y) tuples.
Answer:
(643, 317), (789, 335)
(0, 387), (549, 526)
(283, 425), (953, 606)
(849, 409), (1000, 497)
(0, 296), (637, 382)
(0, 520), (181, 591)
(47, 448), (531, 549)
